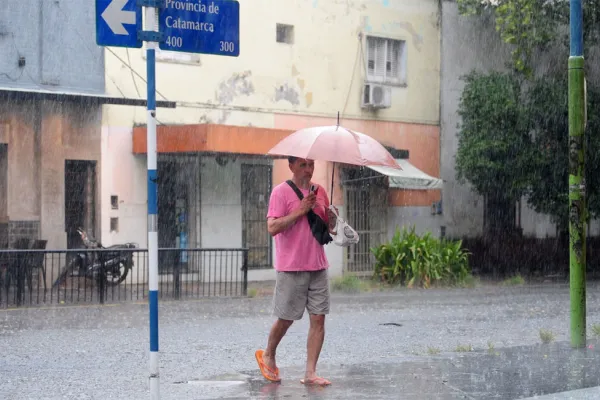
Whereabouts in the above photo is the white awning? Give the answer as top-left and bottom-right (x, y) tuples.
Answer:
(367, 159), (443, 190)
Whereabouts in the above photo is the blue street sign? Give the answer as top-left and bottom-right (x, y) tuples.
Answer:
(159, 0), (240, 57)
(96, 0), (142, 48)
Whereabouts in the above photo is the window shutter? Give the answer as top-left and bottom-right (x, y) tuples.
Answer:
(367, 37), (376, 77)
(374, 38), (386, 78)
(387, 40), (400, 79)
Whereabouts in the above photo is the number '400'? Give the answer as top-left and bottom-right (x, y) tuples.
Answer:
(165, 36), (182, 48)
(220, 41), (235, 52)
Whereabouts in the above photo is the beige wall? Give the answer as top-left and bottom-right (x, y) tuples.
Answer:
(102, 0), (441, 128)
(40, 101), (102, 249)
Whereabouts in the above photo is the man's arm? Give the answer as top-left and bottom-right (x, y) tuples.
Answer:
(267, 193), (316, 236)
(267, 209), (304, 236)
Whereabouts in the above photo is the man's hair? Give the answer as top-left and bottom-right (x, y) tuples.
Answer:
(288, 156), (298, 164)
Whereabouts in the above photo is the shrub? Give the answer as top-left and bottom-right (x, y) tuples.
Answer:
(539, 329), (555, 344)
(331, 275), (368, 293)
(371, 227), (471, 288)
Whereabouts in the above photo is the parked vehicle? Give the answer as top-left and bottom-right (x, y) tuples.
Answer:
(53, 228), (137, 287)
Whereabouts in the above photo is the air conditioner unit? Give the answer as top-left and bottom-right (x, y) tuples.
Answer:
(361, 83), (392, 109)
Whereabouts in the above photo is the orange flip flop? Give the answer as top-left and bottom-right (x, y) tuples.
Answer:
(300, 377), (331, 386)
(255, 349), (281, 382)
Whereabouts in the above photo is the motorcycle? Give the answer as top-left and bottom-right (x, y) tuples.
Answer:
(53, 228), (138, 287)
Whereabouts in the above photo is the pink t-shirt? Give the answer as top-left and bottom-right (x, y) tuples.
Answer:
(267, 181), (330, 272)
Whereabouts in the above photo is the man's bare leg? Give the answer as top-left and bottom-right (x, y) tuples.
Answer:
(304, 314), (329, 383)
(263, 318), (293, 374)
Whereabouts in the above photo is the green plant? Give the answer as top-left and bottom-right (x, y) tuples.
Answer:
(247, 288), (258, 298)
(591, 324), (600, 338)
(457, 0), (600, 77)
(456, 71), (532, 233)
(371, 227), (471, 288)
(502, 274), (525, 286)
(462, 274), (479, 288)
(539, 329), (555, 344)
(455, 344), (473, 352)
(427, 346), (441, 355)
(487, 341), (495, 353)
(331, 275), (368, 293)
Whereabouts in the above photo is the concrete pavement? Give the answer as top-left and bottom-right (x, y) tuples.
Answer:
(1, 283), (600, 399)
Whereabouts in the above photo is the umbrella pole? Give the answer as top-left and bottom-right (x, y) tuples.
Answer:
(332, 111), (339, 204)
(330, 162), (335, 205)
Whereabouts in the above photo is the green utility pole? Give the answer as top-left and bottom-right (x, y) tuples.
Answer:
(568, 0), (586, 348)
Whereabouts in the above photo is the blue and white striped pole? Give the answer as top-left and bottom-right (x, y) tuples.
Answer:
(144, 5), (160, 399)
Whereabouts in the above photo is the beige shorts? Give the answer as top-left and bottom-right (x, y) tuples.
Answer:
(272, 269), (330, 321)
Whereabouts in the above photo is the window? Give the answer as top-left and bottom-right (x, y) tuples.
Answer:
(366, 36), (406, 85)
(110, 217), (119, 233)
(111, 195), (119, 210)
(276, 24), (294, 44)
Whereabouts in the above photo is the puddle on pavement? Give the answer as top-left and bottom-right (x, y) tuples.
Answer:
(176, 342), (600, 399)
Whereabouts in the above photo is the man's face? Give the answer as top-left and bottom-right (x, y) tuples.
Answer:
(289, 158), (314, 182)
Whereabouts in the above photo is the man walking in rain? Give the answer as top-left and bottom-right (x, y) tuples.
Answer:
(255, 157), (337, 386)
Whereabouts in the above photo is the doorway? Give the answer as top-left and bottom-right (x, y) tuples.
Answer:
(241, 164), (272, 269)
(157, 154), (201, 273)
(0, 144), (7, 248)
(64, 160), (96, 249)
(342, 166), (388, 275)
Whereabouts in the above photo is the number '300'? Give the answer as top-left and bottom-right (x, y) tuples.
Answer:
(220, 41), (235, 52)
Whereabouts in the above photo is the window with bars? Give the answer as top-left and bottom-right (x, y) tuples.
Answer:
(366, 36), (406, 85)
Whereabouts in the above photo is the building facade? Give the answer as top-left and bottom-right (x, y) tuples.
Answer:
(0, 0), (106, 250)
(101, 0), (443, 280)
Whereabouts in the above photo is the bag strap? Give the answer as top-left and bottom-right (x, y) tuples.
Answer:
(286, 180), (304, 200)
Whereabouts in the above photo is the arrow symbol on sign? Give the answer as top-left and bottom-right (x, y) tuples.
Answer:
(102, 0), (136, 35)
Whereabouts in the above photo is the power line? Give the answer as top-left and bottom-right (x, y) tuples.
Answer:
(341, 36), (362, 119)
(126, 48), (142, 97)
(105, 47), (170, 101)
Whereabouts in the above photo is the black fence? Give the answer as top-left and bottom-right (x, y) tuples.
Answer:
(0, 248), (248, 308)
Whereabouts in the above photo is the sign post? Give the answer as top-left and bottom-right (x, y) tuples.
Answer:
(568, 0), (587, 349)
(144, 6), (160, 399)
(96, 0), (239, 398)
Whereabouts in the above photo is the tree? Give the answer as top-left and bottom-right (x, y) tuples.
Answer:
(526, 74), (600, 233)
(456, 71), (532, 234)
(456, 0), (600, 76)
(457, 70), (600, 234)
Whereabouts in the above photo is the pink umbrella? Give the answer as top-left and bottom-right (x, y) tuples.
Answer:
(268, 122), (401, 204)
(268, 125), (401, 169)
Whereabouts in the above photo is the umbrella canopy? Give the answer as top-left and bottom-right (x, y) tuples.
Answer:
(267, 125), (401, 169)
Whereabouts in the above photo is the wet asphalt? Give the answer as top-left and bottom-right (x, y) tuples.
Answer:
(1, 283), (600, 399)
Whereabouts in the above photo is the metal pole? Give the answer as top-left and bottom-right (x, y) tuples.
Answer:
(569, 0), (586, 348)
(145, 5), (160, 398)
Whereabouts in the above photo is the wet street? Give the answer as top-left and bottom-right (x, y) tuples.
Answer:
(1, 283), (600, 399)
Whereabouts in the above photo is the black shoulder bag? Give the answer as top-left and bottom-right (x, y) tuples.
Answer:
(286, 180), (332, 245)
